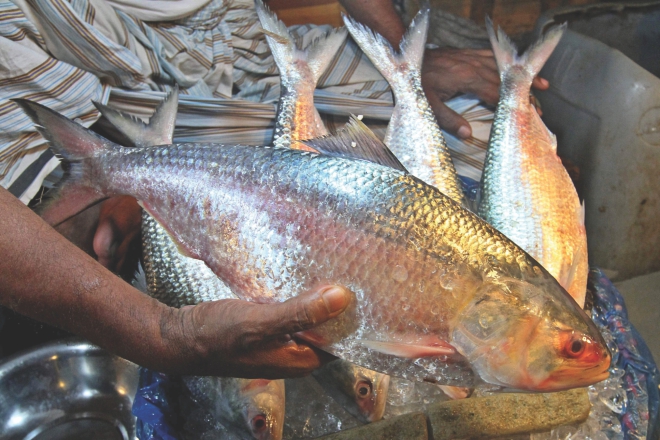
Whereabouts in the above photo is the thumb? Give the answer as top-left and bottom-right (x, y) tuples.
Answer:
(259, 286), (351, 337)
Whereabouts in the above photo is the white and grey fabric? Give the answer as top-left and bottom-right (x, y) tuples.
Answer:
(0, 0), (493, 203)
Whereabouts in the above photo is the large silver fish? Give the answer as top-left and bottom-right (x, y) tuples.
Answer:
(255, 0), (346, 150)
(343, 9), (465, 205)
(17, 98), (609, 392)
(478, 21), (588, 308)
(96, 92), (285, 440)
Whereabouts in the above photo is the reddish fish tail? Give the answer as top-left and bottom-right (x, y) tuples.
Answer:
(12, 99), (119, 226)
(486, 17), (565, 83)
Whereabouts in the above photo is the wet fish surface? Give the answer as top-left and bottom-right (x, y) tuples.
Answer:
(343, 9), (465, 205)
(17, 98), (609, 392)
(479, 21), (589, 307)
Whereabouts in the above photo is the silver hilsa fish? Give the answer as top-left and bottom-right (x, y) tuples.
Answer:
(16, 96), (609, 391)
(343, 9), (465, 205)
(479, 20), (588, 308)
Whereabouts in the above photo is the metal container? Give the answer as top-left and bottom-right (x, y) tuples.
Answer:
(0, 339), (139, 440)
(533, 4), (660, 281)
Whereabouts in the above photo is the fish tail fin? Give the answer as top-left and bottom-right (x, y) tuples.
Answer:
(486, 17), (565, 80)
(12, 99), (117, 226)
(94, 85), (178, 147)
(343, 8), (429, 85)
(255, 0), (346, 84)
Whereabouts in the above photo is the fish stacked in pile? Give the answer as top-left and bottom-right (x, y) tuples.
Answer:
(13, 1), (615, 438)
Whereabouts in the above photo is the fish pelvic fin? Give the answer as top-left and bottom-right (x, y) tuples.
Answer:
(486, 17), (565, 79)
(93, 85), (178, 148)
(12, 99), (118, 226)
(299, 115), (409, 172)
(343, 8), (428, 84)
(256, 0), (346, 83)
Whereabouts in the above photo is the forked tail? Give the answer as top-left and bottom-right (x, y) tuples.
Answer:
(255, 0), (347, 84)
(343, 8), (428, 87)
(486, 17), (565, 82)
(12, 99), (121, 226)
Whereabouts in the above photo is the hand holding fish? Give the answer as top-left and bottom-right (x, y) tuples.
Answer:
(170, 286), (350, 378)
(0, 186), (350, 378)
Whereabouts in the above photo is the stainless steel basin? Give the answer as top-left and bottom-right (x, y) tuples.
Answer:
(0, 339), (139, 440)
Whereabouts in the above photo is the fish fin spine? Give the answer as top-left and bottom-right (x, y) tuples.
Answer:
(301, 115), (409, 172)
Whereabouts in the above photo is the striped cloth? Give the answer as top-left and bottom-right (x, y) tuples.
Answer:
(0, 0), (493, 203)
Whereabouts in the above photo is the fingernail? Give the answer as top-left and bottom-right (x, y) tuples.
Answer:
(457, 125), (471, 139)
(321, 287), (348, 314)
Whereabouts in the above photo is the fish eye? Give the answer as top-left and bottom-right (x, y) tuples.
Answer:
(251, 414), (268, 433)
(564, 336), (586, 358)
(355, 380), (372, 398)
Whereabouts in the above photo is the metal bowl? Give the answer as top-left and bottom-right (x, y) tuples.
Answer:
(0, 339), (139, 440)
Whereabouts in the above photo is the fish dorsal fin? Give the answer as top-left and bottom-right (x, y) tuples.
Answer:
(301, 116), (408, 172)
(399, 7), (429, 71)
(93, 85), (179, 148)
(305, 27), (348, 82)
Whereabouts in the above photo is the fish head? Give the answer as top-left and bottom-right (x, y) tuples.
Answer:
(452, 275), (610, 391)
(233, 379), (285, 440)
(350, 366), (390, 422)
(312, 360), (390, 422)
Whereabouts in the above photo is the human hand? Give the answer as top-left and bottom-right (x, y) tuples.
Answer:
(421, 47), (549, 139)
(163, 285), (351, 378)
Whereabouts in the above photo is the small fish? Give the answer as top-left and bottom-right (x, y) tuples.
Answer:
(255, 0), (347, 149)
(312, 359), (390, 422)
(185, 376), (286, 440)
(17, 98), (609, 391)
(479, 21), (589, 308)
(98, 92), (284, 440)
(343, 9), (465, 205)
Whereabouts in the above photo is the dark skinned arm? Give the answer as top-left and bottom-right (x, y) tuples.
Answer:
(338, 0), (549, 138)
(0, 187), (348, 378)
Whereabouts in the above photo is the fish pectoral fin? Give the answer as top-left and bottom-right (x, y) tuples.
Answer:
(294, 330), (328, 347)
(438, 385), (471, 400)
(137, 201), (201, 261)
(357, 336), (456, 358)
(300, 115), (409, 172)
